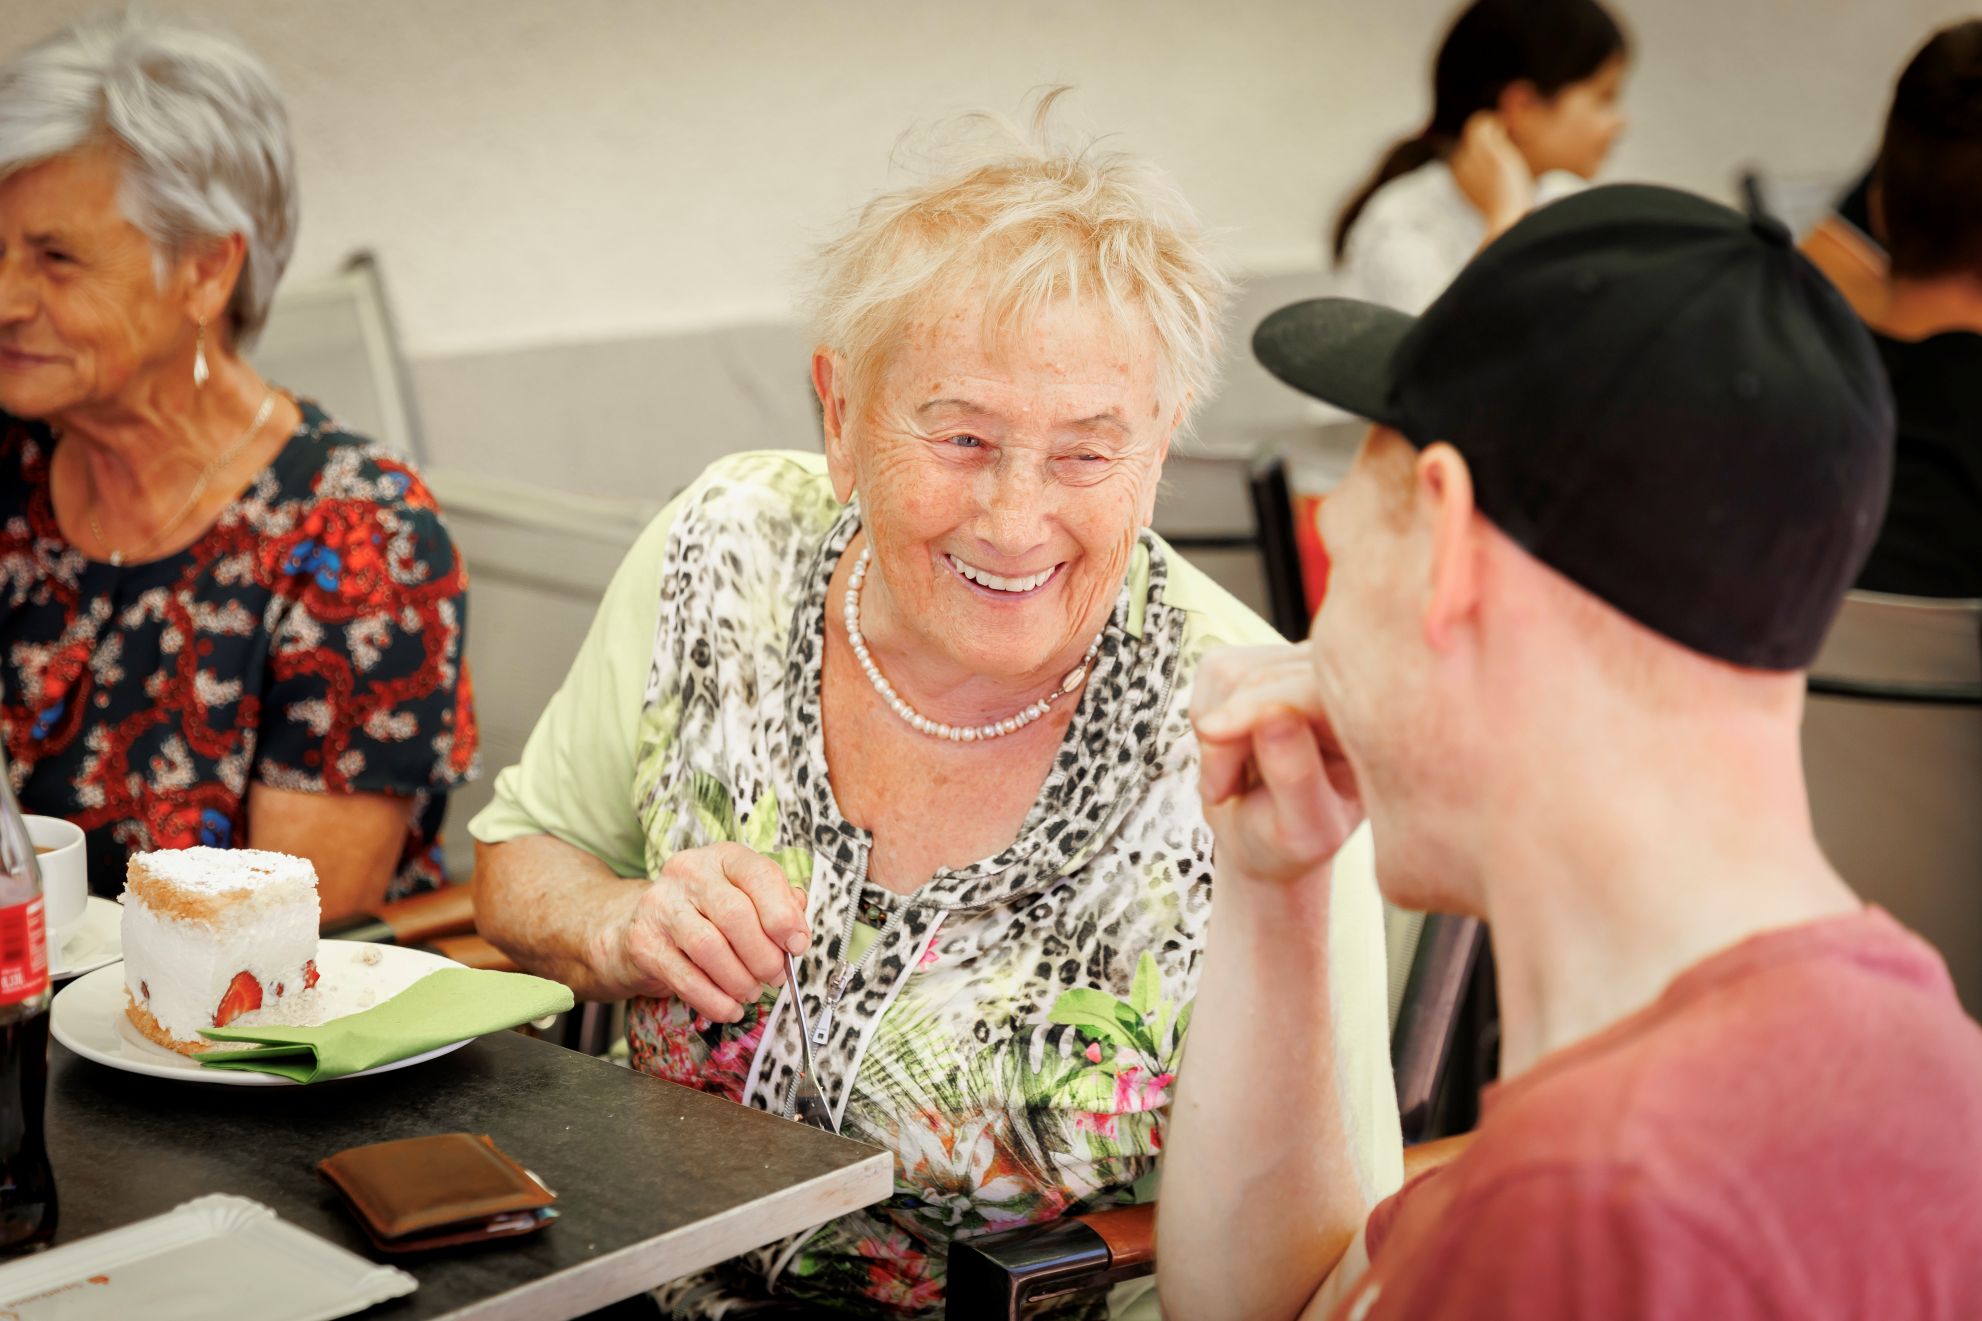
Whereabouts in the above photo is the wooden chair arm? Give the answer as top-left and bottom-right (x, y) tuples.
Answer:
(1071, 1203), (1155, 1270)
(323, 882), (478, 945)
(422, 932), (519, 973)
(320, 884), (514, 970)
(371, 882), (479, 944)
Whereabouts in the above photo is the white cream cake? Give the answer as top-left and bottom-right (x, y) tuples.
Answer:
(120, 847), (321, 1055)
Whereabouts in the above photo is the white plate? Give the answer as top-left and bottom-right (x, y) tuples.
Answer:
(50, 940), (471, 1087)
(50, 896), (122, 981)
(0, 1192), (416, 1321)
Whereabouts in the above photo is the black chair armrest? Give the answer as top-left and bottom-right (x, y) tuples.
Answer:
(945, 1204), (1155, 1321)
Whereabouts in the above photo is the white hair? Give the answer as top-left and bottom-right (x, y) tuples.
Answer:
(806, 89), (1231, 433)
(0, 9), (298, 346)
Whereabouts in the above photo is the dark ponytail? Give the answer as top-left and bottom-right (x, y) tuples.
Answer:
(1333, 135), (1444, 265)
(1331, 0), (1628, 263)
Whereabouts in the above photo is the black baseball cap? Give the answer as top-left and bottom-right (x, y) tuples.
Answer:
(1255, 183), (1896, 671)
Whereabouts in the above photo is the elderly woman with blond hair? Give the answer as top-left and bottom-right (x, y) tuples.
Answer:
(0, 12), (475, 917)
(473, 105), (1399, 1317)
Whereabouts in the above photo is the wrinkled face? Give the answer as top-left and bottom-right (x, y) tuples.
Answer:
(1309, 427), (1470, 909)
(828, 292), (1175, 686)
(0, 148), (188, 418)
(1510, 55), (1629, 180)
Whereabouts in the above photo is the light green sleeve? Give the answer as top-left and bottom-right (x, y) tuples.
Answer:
(466, 501), (683, 879)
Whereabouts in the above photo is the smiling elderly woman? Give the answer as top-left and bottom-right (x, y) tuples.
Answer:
(472, 108), (1399, 1318)
(0, 13), (476, 915)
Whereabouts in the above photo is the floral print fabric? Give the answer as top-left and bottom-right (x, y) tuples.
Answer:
(0, 401), (477, 898)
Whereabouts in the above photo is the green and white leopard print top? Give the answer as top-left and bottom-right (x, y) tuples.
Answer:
(473, 451), (1400, 1318)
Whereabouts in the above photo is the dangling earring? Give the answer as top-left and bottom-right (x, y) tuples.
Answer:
(192, 317), (210, 388)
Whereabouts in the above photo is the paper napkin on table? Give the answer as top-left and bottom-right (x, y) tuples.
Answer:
(196, 968), (574, 1082)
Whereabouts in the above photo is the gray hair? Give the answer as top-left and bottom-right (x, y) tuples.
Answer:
(0, 10), (298, 346)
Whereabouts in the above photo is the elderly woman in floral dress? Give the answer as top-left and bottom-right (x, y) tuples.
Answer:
(0, 13), (475, 917)
(473, 103), (1400, 1318)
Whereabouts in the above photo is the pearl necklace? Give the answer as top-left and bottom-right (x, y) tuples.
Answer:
(844, 547), (1103, 743)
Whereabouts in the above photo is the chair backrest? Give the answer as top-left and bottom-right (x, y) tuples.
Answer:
(425, 472), (659, 879)
(1390, 911), (1489, 1145)
(1366, 830), (1493, 1146)
(1803, 590), (1982, 1015)
(250, 252), (425, 462)
(1153, 448), (1307, 640)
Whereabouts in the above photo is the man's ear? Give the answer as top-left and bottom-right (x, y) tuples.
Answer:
(1416, 442), (1481, 651)
(813, 350), (856, 502)
(178, 232), (247, 332)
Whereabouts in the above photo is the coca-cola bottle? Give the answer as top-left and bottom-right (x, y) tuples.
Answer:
(0, 744), (56, 1253)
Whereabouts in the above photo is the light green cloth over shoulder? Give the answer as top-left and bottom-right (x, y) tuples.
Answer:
(1139, 529), (1287, 649)
(468, 451), (831, 878)
(197, 968), (574, 1082)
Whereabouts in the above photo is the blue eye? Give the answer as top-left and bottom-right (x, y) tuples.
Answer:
(949, 435), (983, 449)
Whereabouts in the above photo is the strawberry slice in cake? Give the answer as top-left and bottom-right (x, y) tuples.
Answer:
(120, 847), (320, 1054)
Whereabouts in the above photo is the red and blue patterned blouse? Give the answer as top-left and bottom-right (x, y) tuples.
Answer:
(0, 400), (477, 900)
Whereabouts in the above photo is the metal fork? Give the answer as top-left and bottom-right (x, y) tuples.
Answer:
(783, 952), (840, 1135)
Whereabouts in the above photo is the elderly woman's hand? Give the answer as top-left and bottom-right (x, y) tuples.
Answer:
(594, 843), (812, 1023)
(1190, 644), (1365, 886)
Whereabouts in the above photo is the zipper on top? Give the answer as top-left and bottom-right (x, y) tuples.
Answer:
(781, 846), (897, 1118)
(811, 847), (896, 1046)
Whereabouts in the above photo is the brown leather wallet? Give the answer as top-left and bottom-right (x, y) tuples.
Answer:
(318, 1132), (557, 1253)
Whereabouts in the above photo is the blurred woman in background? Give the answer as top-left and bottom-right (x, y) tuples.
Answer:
(1332, 0), (1630, 313)
(0, 12), (477, 917)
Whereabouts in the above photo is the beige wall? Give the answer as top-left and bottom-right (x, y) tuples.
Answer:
(9, 0), (1976, 360)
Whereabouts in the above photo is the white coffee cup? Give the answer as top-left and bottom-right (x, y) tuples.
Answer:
(24, 816), (87, 938)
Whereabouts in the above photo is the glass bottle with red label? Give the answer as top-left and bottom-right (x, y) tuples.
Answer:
(0, 743), (56, 1253)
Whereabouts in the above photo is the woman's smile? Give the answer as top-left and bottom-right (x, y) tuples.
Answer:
(941, 551), (1064, 601)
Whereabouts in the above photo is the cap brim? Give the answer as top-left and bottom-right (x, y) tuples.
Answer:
(1252, 298), (1415, 428)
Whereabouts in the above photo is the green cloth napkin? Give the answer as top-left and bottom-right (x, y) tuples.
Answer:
(196, 968), (574, 1082)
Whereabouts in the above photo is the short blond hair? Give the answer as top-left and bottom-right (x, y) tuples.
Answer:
(806, 89), (1231, 431)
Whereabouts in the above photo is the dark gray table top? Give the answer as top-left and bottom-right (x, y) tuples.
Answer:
(45, 1029), (892, 1320)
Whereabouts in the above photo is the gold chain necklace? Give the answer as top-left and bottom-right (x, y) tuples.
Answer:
(84, 388), (277, 567)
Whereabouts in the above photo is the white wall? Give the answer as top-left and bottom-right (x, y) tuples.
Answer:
(9, 0), (1975, 360)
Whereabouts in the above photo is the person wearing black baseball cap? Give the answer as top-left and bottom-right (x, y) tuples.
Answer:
(1160, 183), (1982, 1320)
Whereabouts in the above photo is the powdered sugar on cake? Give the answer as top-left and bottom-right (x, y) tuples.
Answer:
(125, 846), (317, 918)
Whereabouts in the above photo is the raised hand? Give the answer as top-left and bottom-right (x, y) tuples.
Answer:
(1189, 644), (1364, 886)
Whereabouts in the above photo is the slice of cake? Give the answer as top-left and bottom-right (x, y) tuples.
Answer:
(121, 847), (321, 1055)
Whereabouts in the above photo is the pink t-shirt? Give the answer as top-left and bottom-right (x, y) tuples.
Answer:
(1339, 909), (1982, 1319)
